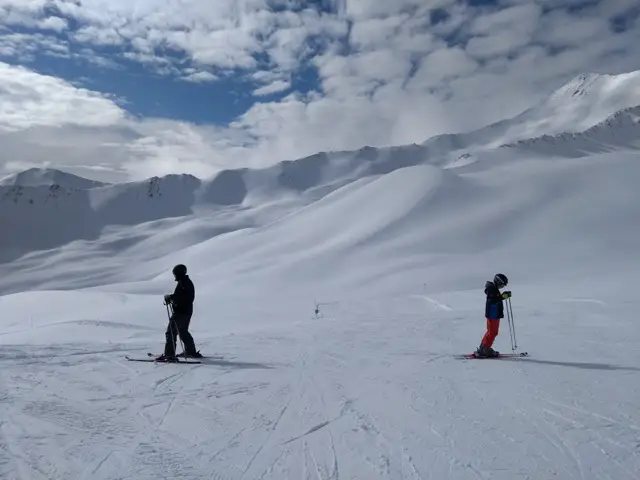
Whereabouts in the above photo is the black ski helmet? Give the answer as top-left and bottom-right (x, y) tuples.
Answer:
(494, 273), (508, 288)
(172, 264), (187, 279)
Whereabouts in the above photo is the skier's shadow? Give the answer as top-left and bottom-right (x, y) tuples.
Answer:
(199, 357), (274, 370)
(507, 358), (640, 372)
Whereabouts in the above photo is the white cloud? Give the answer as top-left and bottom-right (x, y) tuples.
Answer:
(252, 70), (285, 83)
(0, 62), (124, 131)
(74, 26), (124, 46)
(349, 14), (410, 51)
(37, 16), (68, 32)
(341, 0), (450, 21)
(470, 4), (541, 36)
(0, 0), (639, 183)
(165, 27), (262, 70)
(253, 79), (291, 96)
(466, 4), (542, 59)
(315, 48), (415, 100)
(0, 33), (68, 60)
(182, 71), (218, 83)
(409, 47), (478, 90)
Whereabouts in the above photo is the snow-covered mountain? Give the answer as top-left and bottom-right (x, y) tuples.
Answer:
(0, 167), (108, 189)
(502, 104), (640, 157)
(496, 71), (640, 142)
(420, 70), (640, 156)
(2, 72), (640, 267)
(1, 71), (639, 480)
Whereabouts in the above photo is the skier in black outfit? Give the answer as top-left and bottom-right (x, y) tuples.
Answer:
(156, 264), (203, 362)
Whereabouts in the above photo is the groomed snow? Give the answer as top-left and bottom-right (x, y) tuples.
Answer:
(1, 72), (640, 480)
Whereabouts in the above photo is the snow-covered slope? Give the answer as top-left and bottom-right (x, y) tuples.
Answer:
(0, 145), (435, 264)
(3, 96), (638, 266)
(497, 71), (640, 142)
(0, 174), (203, 263)
(0, 167), (108, 188)
(502, 105), (640, 157)
(421, 70), (640, 155)
(1, 71), (640, 480)
(3, 70), (639, 264)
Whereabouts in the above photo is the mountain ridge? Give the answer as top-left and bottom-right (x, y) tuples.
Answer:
(2, 69), (640, 267)
(3, 95), (638, 211)
(0, 167), (109, 189)
(500, 104), (640, 156)
(3, 70), (640, 189)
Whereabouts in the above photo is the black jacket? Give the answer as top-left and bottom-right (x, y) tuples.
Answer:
(170, 275), (195, 315)
(484, 281), (504, 319)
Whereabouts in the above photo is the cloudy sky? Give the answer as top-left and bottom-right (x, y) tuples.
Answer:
(0, 0), (638, 181)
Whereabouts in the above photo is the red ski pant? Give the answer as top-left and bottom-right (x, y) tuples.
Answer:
(481, 318), (500, 348)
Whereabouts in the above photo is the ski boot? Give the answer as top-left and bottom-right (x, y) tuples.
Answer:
(155, 354), (179, 363)
(177, 351), (203, 359)
(475, 345), (499, 358)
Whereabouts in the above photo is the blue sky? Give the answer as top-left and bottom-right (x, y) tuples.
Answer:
(0, 0), (509, 124)
(0, 1), (345, 124)
(0, 0), (638, 181)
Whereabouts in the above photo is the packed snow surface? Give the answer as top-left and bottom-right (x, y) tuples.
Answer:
(1, 72), (640, 479)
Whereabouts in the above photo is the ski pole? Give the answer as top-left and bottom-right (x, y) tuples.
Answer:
(506, 303), (513, 352)
(165, 300), (186, 359)
(509, 297), (517, 350)
(506, 303), (515, 352)
(506, 297), (517, 351)
(170, 302), (187, 358)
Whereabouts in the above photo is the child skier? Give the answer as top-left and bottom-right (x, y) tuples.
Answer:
(476, 273), (511, 357)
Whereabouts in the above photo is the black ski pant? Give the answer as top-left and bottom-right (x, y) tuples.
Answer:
(164, 312), (197, 357)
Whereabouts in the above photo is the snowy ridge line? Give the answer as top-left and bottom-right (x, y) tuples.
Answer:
(499, 104), (640, 155)
(2, 71), (640, 205)
(0, 167), (109, 188)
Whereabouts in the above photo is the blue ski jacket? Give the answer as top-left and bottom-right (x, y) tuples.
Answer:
(485, 281), (504, 319)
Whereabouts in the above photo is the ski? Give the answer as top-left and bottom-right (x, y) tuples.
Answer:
(455, 351), (528, 359)
(125, 356), (201, 364)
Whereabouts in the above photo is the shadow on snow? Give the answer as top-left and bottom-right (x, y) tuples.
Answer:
(199, 357), (274, 370)
(505, 357), (640, 371)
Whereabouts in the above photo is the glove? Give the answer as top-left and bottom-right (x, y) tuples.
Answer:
(164, 294), (172, 304)
(501, 291), (512, 299)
